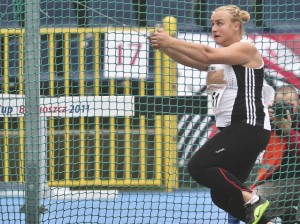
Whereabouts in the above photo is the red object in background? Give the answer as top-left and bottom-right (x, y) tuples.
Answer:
(248, 34), (300, 89)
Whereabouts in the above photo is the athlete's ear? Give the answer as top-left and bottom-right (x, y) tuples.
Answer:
(234, 22), (240, 31)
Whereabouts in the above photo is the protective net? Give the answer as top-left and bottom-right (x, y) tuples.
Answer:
(0, 0), (299, 223)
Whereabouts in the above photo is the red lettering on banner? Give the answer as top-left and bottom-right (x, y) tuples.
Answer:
(60, 107), (66, 113)
(38, 106), (66, 114)
(19, 105), (25, 114)
(130, 43), (142, 65)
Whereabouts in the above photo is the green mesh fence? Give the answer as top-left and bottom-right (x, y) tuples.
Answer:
(0, 0), (299, 223)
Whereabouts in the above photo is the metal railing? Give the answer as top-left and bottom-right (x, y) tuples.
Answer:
(0, 16), (178, 191)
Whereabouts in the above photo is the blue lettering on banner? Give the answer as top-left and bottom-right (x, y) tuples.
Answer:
(68, 104), (90, 114)
(0, 105), (13, 115)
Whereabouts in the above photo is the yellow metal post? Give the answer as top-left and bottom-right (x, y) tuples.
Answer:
(162, 16), (178, 191)
(139, 80), (146, 180)
(94, 32), (101, 180)
(124, 79), (131, 182)
(109, 79), (116, 182)
(64, 33), (71, 182)
(79, 33), (86, 182)
(48, 33), (55, 183)
(153, 25), (163, 185)
(18, 32), (25, 182)
(3, 34), (9, 182)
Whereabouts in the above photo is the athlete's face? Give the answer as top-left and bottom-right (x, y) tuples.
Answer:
(210, 11), (241, 47)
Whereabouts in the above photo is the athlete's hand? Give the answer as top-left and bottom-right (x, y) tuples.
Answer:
(272, 109), (292, 135)
(268, 107), (275, 120)
(150, 28), (171, 50)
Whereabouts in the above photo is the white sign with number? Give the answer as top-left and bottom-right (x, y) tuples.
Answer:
(104, 31), (149, 79)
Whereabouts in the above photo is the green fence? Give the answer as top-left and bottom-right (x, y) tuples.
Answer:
(0, 0), (299, 223)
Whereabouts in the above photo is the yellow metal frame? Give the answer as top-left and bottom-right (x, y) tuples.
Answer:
(0, 18), (178, 190)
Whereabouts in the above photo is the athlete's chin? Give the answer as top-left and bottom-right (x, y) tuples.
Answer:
(213, 38), (222, 45)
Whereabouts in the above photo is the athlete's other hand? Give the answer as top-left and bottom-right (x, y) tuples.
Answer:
(271, 109), (292, 135)
(150, 28), (171, 50)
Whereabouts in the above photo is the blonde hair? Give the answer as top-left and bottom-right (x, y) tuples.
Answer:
(212, 5), (250, 34)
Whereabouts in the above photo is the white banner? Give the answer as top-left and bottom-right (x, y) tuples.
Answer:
(0, 95), (135, 117)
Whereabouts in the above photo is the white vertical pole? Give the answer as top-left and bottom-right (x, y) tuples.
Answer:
(23, 0), (42, 223)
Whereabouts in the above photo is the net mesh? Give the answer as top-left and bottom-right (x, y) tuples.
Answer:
(0, 0), (299, 223)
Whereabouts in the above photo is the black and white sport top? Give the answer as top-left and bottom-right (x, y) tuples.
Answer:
(206, 63), (271, 130)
